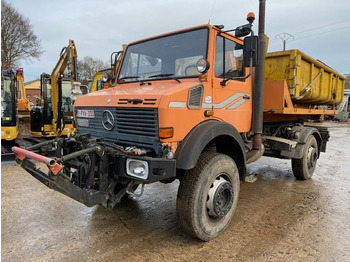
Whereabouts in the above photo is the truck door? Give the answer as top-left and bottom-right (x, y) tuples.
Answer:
(212, 34), (252, 133)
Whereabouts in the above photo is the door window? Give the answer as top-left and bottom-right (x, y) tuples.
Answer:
(215, 36), (244, 79)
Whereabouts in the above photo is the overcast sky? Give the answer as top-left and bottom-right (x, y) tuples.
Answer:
(7, 0), (350, 81)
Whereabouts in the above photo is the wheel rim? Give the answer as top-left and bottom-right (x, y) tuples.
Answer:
(307, 146), (317, 169)
(206, 175), (234, 220)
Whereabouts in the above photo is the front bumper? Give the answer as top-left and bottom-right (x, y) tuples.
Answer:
(20, 158), (108, 207)
(13, 146), (176, 208)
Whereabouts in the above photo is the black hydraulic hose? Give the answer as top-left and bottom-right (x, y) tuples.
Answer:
(26, 138), (59, 151)
(72, 57), (78, 81)
(86, 153), (96, 188)
(57, 78), (63, 132)
(59, 146), (98, 162)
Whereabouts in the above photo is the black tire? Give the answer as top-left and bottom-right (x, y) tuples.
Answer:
(292, 135), (318, 180)
(176, 152), (240, 241)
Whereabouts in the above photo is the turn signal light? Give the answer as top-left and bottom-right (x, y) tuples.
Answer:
(159, 127), (174, 139)
(199, 74), (207, 82)
(204, 110), (214, 117)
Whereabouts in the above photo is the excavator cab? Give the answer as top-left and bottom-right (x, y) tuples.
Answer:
(30, 73), (74, 136)
(1, 67), (18, 141)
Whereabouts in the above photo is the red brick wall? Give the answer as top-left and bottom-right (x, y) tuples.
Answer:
(26, 89), (41, 106)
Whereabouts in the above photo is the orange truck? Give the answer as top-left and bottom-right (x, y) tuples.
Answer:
(13, 1), (345, 241)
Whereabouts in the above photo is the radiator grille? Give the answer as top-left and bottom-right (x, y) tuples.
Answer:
(76, 107), (160, 153)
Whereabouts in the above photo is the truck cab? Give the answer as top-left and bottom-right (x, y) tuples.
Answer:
(75, 25), (250, 167)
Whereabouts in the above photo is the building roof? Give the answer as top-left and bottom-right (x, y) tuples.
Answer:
(24, 79), (40, 89)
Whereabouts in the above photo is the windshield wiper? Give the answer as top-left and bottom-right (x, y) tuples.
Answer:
(149, 73), (173, 78)
(148, 74), (181, 83)
(119, 75), (140, 81)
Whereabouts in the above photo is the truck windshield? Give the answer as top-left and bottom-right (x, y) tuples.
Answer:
(1, 76), (14, 122)
(118, 28), (208, 83)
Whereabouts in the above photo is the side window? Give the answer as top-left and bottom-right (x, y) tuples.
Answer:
(215, 35), (244, 79)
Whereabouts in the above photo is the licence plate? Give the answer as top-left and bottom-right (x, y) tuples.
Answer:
(76, 109), (95, 118)
(76, 118), (89, 127)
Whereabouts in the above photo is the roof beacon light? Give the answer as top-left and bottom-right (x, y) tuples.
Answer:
(247, 12), (255, 23)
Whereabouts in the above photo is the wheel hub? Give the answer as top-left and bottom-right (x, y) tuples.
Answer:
(207, 176), (234, 218)
(307, 146), (317, 168)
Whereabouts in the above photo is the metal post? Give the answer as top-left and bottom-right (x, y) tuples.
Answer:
(276, 33), (294, 51)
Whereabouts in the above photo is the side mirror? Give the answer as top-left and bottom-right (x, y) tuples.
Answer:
(235, 24), (252, 38)
(243, 36), (259, 67)
(110, 50), (123, 76)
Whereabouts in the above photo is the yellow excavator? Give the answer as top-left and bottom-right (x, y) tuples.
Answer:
(1, 66), (34, 154)
(30, 40), (78, 137)
(2, 41), (78, 156)
(1, 67), (31, 141)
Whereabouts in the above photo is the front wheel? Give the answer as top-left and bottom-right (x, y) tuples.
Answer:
(176, 152), (240, 241)
(292, 135), (318, 180)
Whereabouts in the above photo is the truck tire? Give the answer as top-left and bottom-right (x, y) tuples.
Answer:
(176, 152), (240, 241)
(292, 135), (318, 180)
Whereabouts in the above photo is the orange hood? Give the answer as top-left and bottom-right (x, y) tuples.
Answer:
(74, 79), (202, 108)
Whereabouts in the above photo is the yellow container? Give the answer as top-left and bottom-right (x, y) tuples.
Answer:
(265, 49), (345, 106)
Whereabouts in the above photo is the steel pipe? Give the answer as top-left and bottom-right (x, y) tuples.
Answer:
(12, 146), (63, 175)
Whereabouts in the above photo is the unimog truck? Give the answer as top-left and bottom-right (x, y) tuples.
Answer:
(13, 1), (345, 241)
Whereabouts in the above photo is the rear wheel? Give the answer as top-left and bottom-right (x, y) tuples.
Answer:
(176, 152), (240, 241)
(292, 135), (318, 180)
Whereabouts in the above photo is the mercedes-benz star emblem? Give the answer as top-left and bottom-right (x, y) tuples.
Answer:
(102, 110), (115, 131)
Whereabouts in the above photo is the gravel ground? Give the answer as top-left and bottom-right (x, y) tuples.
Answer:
(2, 121), (350, 262)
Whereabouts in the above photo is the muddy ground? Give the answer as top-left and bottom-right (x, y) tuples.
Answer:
(2, 122), (350, 262)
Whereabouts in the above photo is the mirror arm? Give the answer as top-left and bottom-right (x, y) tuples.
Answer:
(223, 23), (252, 33)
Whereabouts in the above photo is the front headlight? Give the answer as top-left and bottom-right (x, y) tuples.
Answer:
(126, 159), (149, 179)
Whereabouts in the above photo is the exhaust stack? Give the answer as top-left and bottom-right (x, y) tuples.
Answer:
(252, 0), (266, 150)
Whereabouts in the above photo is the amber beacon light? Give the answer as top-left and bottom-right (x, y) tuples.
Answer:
(247, 12), (255, 23)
